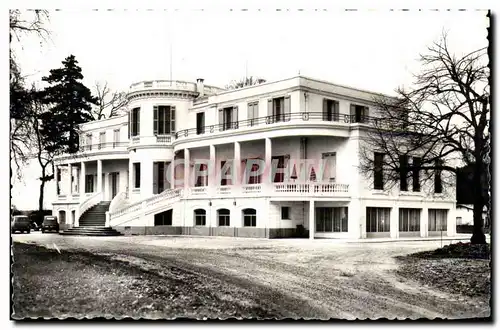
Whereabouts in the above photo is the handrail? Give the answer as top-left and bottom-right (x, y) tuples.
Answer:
(109, 191), (127, 214)
(77, 191), (103, 221)
(174, 112), (377, 139)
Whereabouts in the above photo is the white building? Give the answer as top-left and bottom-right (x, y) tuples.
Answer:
(52, 76), (457, 239)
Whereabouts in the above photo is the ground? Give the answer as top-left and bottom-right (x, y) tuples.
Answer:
(11, 233), (491, 320)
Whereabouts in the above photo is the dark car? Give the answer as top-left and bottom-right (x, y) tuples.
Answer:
(41, 216), (59, 233)
(11, 215), (31, 234)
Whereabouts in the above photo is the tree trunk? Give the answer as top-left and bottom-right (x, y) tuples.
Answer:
(470, 162), (486, 244)
(39, 179), (45, 213)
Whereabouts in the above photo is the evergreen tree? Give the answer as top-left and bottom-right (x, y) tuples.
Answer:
(39, 55), (98, 154)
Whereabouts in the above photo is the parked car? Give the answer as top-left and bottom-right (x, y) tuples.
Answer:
(11, 215), (31, 234)
(41, 216), (59, 233)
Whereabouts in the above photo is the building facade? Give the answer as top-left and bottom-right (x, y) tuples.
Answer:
(52, 76), (457, 239)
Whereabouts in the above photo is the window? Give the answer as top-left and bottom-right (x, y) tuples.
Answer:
(56, 168), (61, 195)
(350, 104), (369, 123)
(429, 209), (447, 231)
(316, 207), (348, 232)
(323, 99), (340, 121)
(219, 106), (238, 131)
(281, 207), (290, 220)
(196, 112), (205, 134)
(218, 209), (230, 226)
(245, 159), (262, 184)
(153, 162), (167, 194)
(322, 153), (336, 182)
(133, 163), (141, 189)
(154, 209), (172, 226)
(399, 208), (420, 232)
(220, 161), (232, 186)
(113, 129), (120, 148)
(247, 102), (259, 126)
(130, 107), (140, 136)
(434, 160), (443, 193)
(412, 157), (421, 192)
(153, 105), (176, 135)
(85, 134), (92, 151)
(98, 132), (106, 149)
(243, 208), (257, 227)
(399, 155), (409, 192)
(194, 209), (206, 226)
(195, 163), (208, 187)
(366, 207), (391, 232)
(85, 174), (94, 193)
(272, 155), (288, 183)
(267, 96), (290, 123)
(374, 153), (384, 190)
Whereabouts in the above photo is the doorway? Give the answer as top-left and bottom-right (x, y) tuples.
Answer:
(111, 172), (119, 199)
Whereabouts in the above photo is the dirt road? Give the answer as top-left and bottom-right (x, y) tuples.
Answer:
(11, 233), (490, 319)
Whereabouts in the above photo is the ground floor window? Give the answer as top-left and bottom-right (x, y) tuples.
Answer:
(366, 207), (391, 232)
(194, 209), (206, 226)
(399, 208), (421, 232)
(243, 208), (256, 227)
(218, 209), (230, 226)
(85, 174), (94, 193)
(316, 207), (348, 233)
(428, 209), (447, 231)
(154, 209), (172, 226)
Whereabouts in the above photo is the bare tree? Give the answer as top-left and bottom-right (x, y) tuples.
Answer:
(92, 81), (129, 120)
(359, 34), (489, 244)
(225, 76), (267, 90)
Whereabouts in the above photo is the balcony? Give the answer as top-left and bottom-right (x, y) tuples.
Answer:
(174, 112), (377, 141)
(183, 182), (349, 199)
(54, 142), (129, 163)
(128, 135), (174, 148)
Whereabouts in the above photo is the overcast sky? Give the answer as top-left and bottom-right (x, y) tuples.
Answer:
(12, 9), (489, 96)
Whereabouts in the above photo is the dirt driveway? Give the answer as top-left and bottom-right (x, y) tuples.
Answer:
(12, 233), (490, 319)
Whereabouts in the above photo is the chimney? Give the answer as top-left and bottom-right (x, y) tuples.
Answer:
(196, 78), (205, 97)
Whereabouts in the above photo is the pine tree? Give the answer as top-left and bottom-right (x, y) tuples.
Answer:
(39, 55), (98, 154)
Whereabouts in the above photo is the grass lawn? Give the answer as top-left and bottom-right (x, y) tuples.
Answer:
(395, 242), (491, 299)
(11, 242), (275, 320)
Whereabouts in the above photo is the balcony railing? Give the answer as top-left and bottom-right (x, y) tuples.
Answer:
(182, 182), (349, 198)
(80, 142), (128, 152)
(175, 112), (377, 139)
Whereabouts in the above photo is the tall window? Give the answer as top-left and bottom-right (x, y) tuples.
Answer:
(153, 105), (176, 135)
(154, 209), (172, 226)
(195, 163), (208, 187)
(247, 101), (259, 126)
(399, 155), (409, 192)
(243, 208), (257, 227)
(412, 157), (421, 192)
(366, 207), (391, 233)
(220, 161), (232, 186)
(130, 107), (140, 136)
(85, 134), (92, 151)
(272, 155), (288, 183)
(196, 112), (205, 134)
(350, 104), (369, 123)
(316, 207), (348, 233)
(434, 160), (443, 193)
(399, 208), (421, 232)
(113, 129), (120, 148)
(374, 153), (384, 190)
(245, 159), (262, 184)
(194, 209), (206, 226)
(153, 162), (167, 194)
(429, 209), (447, 231)
(323, 99), (340, 121)
(219, 106), (238, 131)
(322, 153), (336, 182)
(98, 132), (106, 149)
(85, 174), (94, 193)
(267, 96), (290, 123)
(218, 209), (230, 226)
(133, 163), (141, 189)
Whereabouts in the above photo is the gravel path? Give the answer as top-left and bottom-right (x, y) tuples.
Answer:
(12, 233), (490, 320)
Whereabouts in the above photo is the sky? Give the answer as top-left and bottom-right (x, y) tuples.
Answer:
(9, 8), (490, 211)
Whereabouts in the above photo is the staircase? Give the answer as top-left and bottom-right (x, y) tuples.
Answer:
(80, 201), (110, 227)
(61, 201), (122, 236)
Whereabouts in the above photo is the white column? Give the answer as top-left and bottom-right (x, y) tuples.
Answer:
(104, 173), (110, 200)
(348, 198), (362, 239)
(169, 161), (175, 190)
(209, 145), (216, 194)
(390, 205), (399, 239)
(420, 207), (428, 238)
(66, 164), (72, 196)
(128, 159), (134, 197)
(309, 200), (315, 240)
(97, 159), (103, 193)
(184, 148), (190, 190)
(234, 141), (241, 192)
(265, 137), (272, 191)
(80, 162), (86, 198)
